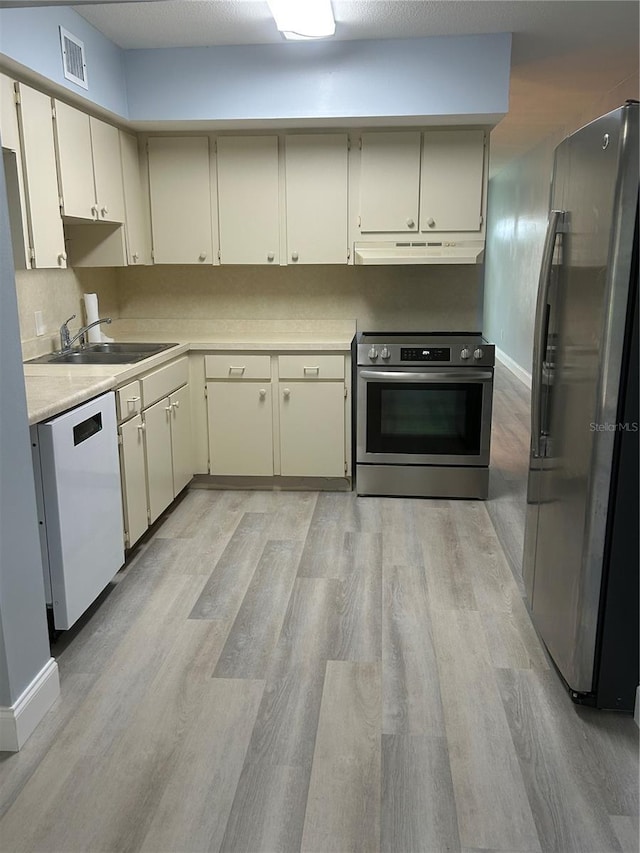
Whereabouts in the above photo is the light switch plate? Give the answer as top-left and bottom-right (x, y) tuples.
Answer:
(34, 310), (45, 336)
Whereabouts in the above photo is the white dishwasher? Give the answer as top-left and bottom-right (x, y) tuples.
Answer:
(31, 391), (125, 631)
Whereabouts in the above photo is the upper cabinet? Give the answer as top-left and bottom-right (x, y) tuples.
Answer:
(14, 83), (67, 268)
(53, 101), (125, 223)
(217, 135), (280, 265)
(356, 129), (487, 242)
(420, 130), (485, 232)
(284, 134), (348, 265)
(0, 73), (30, 268)
(358, 132), (421, 233)
(148, 136), (214, 265)
(120, 132), (151, 265)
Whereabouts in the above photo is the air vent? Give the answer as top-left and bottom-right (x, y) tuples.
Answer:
(59, 27), (88, 90)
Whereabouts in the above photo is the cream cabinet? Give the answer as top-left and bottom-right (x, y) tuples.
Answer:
(204, 351), (349, 481)
(119, 414), (148, 549)
(278, 355), (346, 477)
(120, 131), (151, 265)
(217, 136), (280, 265)
(284, 134), (348, 264)
(206, 354), (273, 476)
(148, 136), (214, 265)
(420, 130), (485, 232)
(1, 74), (30, 269)
(141, 357), (193, 523)
(14, 83), (67, 268)
(358, 131), (421, 233)
(53, 100), (125, 223)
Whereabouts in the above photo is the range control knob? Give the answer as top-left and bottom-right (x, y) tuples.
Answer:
(473, 347), (484, 360)
(460, 347), (471, 360)
(380, 346), (391, 360)
(368, 346), (379, 360)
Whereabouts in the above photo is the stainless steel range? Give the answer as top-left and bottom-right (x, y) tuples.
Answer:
(355, 331), (494, 499)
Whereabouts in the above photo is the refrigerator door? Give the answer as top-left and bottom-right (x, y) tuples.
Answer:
(524, 104), (637, 694)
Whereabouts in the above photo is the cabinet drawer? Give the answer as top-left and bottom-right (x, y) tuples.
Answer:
(205, 354), (271, 380)
(116, 380), (142, 422)
(278, 354), (344, 380)
(141, 357), (189, 407)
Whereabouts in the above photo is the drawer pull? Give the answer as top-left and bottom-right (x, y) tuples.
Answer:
(137, 423), (145, 433)
(127, 396), (140, 404)
(303, 366), (320, 374)
(229, 366), (246, 374)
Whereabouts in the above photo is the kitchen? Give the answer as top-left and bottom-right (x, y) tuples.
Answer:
(0, 2), (638, 851)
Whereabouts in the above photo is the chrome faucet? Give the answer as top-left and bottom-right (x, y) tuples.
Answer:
(59, 314), (112, 351)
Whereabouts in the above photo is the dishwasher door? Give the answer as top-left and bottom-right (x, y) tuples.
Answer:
(36, 392), (124, 630)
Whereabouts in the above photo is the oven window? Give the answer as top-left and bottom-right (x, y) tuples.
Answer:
(366, 382), (483, 455)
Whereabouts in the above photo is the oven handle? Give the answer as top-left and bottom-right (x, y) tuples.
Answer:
(359, 369), (493, 382)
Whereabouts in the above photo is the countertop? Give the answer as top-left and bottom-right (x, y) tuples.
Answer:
(23, 319), (356, 424)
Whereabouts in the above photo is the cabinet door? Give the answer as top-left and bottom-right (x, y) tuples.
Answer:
(169, 384), (192, 496)
(217, 136), (280, 265)
(15, 84), (67, 268)
(1, 74), (30, 269)
(279, 381), (345, 477)
(420, 130), (485, 232)
(119, 414), (148, 547)
(359, 132), (421, 233)
(207, 381), (273, 476)
(148, 136), (213, 264)
(143, 396), (174, 524)
(120, 131), (151, 265)
(90, 116), (125, 223)
(285, 134), (348, 264)
(53, 100), (95, 220)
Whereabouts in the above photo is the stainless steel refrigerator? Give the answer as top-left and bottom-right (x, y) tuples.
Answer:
(523, 101), (638, 711)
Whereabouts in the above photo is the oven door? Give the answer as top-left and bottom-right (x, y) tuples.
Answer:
(357, 368), (493, 466)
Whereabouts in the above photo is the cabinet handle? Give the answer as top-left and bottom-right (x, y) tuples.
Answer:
(57, 252), (67, 265)
(291, 251), (299, 262)
(172, 400), (180, 409)
(91, 205), (98, 220)
(303, 366), (320, 374)
(426, 217), (436, 228)
(229, 366), (246, 374)
(127, 396), (140, 405)
(267, 252), (275, 262)
(101, 207), (108, 218)
(407, 218), (415, 228)
(283, 388), (291, 399)
(259, 389), (267, 399)
(199, 252), (207, 262)
(132, 253), (139, 263)
(137, 423), (146, 433)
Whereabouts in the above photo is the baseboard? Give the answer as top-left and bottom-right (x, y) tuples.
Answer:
(495, 347), (532, 388)
(0, 658), (60, 752)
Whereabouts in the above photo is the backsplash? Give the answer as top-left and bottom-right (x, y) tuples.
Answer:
(16, 267), (119, 359)
(114, 263), (483, 332)
(17, 262), (483, 356)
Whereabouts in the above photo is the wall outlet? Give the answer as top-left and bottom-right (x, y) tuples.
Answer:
(34, 310), (45, 336)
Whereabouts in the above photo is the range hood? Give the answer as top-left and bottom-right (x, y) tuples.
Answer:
(354, 241), (484, 265)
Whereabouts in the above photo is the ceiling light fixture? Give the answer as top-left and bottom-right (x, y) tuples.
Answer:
(267, 0), (335, 41)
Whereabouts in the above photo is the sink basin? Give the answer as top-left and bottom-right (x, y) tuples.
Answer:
(26, 342), (179, 365)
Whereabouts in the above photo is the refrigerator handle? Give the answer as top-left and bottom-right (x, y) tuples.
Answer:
(532, 209), (564, 458)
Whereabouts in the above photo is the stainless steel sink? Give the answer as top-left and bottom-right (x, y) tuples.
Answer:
(26, 342), (179, 365)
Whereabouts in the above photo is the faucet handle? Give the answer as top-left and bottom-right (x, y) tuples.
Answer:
(61, 313), (76, 328)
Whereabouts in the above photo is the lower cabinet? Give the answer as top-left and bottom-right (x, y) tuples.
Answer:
(144, 383), (192, 524)
(117, 357), (193, 547)
(279, 381), (345, 477)
(207, 381), (273, 476)
(204, 351), (349, 480)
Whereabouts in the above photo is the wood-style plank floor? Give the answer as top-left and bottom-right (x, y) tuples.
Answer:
(1, 362), (637, 853)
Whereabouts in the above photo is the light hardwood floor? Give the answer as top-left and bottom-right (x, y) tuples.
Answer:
(0, 362), (637, 853)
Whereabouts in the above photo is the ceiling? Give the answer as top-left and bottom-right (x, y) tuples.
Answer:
(11, 1), (640, 173)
